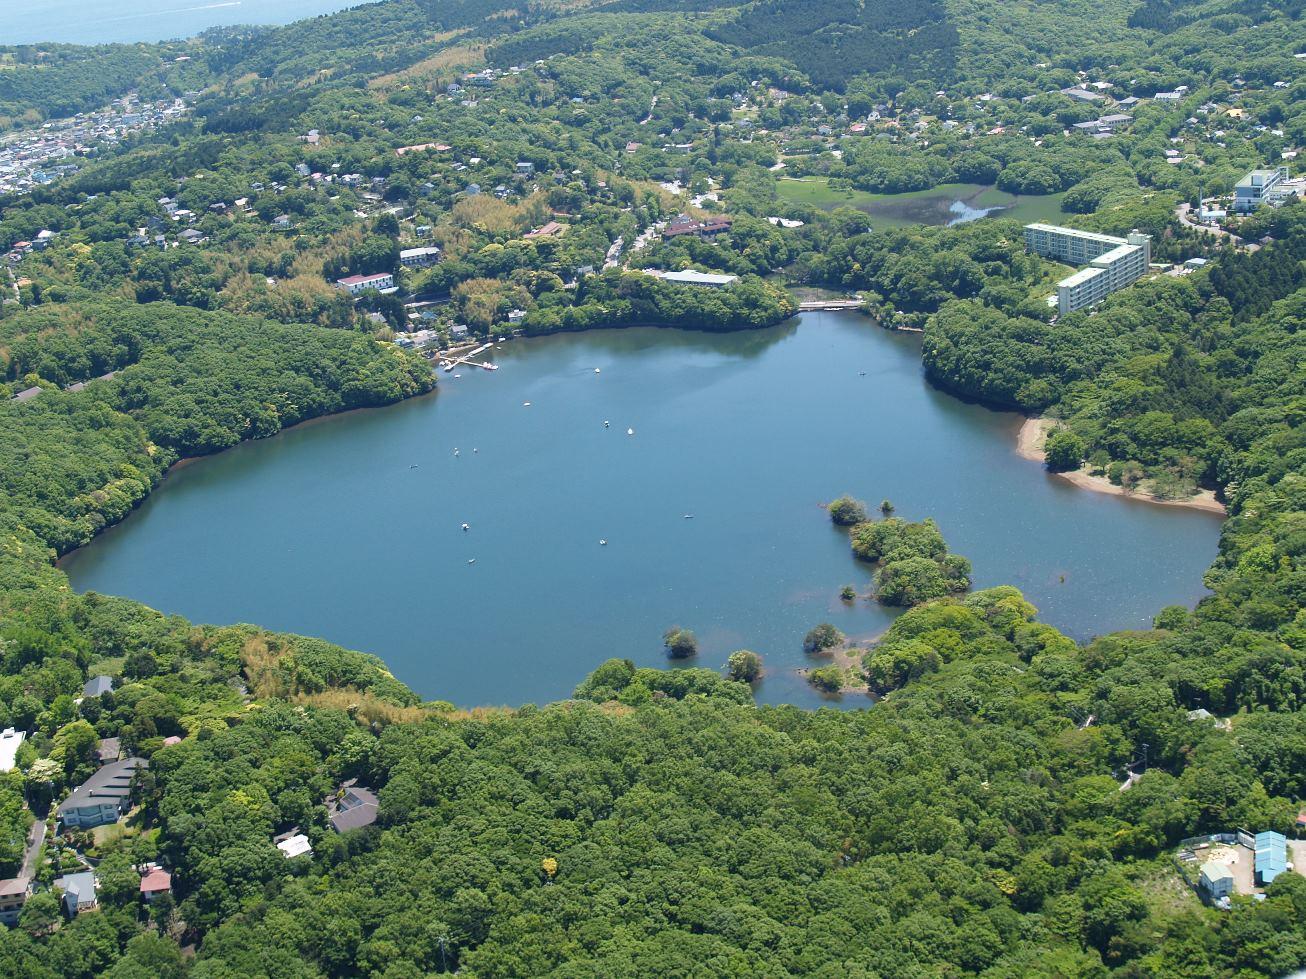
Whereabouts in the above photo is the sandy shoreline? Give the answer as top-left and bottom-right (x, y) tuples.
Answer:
(1016, 418), (1226, 516)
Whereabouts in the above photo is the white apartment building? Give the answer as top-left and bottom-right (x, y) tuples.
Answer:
(1024, 224), (1151, 315)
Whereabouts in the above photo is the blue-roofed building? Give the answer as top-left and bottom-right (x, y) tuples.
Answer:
(1255, 830), (1287, 886)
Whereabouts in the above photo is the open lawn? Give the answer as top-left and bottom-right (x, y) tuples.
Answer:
(777, 177), (1068, 229)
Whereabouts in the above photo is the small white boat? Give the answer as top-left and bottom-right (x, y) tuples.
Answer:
(461, 523), (470, 531)
(453, 373), (461, 378)
(594, 368), (601, 374)
(627, 428), (634, 436)
(683, 514), (694, 519)
(604, 420), (610, 428)
(523, 401), (532, 407)
(467, 558), (476, 565)
(454, 448), (460, 456)
(599, 539), (607, 546)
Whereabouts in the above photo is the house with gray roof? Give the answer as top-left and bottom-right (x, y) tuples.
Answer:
(82, 675), (114, 698)
(53, 872), (97, 916)
(327, 781), (380, 832)
(57, 757), (146, 829)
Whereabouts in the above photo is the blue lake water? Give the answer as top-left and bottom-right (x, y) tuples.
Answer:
(61, 314), (1224, 708)
(7, 0), (364, 45)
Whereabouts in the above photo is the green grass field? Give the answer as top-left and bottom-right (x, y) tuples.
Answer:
(777, 177), (1068, 229)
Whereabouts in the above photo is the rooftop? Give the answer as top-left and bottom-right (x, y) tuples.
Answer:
(337, 273), (393, 286)
(140, 867), (172, 894)
(650, 269), (739, 287)
(1060, 266), (1107, 288)
(57, 757), (147, 817)
(1093, 243), (1145, 266)
(82, 675), (114, 698)
(0, 877), (29, 898)
(0, 729), (25, 772)
(277, 833), (313, 859)
(1236, 168), (1287, 189)
(1025, 223), (1128, 247)
(1201, 862), (1233, 882)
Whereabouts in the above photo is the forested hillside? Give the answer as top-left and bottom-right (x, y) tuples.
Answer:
(1, 0), (1306, 974)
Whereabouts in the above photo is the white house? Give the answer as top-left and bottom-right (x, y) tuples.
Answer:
(277, 833), (313, 859)
(336, 272), (396, 296)
(0, 728), (25, 772)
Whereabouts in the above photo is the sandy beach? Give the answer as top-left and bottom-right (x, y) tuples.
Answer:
(1016, 418), (1226, 516)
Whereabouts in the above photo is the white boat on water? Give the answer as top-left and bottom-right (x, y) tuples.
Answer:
(627, 428), (634, 436)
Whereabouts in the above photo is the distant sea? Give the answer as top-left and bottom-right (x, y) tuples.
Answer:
(6, 0), (366, 46)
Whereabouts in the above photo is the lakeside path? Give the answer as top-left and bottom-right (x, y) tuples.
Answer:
(1017, 418), (1227, 516)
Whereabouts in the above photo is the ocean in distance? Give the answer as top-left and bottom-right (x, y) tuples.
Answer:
(62, 314), (1224, 709)
(7, 0), (364, 46)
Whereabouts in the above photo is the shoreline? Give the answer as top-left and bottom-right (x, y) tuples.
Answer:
(1016, 418), (1226, 516)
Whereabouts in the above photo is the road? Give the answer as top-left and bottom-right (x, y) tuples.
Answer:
(1176, 202), (1239, 242)
(20, 819), (45, 879)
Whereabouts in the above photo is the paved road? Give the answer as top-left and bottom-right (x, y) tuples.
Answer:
(1176, 202), (1239, 241)
(20, 819), (45, 879)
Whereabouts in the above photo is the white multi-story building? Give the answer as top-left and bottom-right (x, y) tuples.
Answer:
(1234, 167), (1289, 213)
(1024, 224), (1151, 315)
(336, 272), (396, 295)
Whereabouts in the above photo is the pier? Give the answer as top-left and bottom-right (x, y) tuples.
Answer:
(438, 342), (499, 372)
(797, 299), (864, 312)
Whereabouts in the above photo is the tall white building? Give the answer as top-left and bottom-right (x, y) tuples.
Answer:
(1234, 167), (1289, 213)
(1024, 224), (1151, 315)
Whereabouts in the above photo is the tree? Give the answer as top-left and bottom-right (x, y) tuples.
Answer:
(807, 666), (845, 693)
(1044, 428), (1085, 472)
(18, 891), (61, 937)
(663, 628), (698, 659)
(828, 496), (868, 525)
(803, 623), (844, 654)
(726, 650), (762, 683)
(50, 720), (97, 780)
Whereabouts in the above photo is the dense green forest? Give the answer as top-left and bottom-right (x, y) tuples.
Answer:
(1, 0), (1306, 974)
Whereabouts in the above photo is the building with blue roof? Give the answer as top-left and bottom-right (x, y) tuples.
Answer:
(1255, 830), (1287, 886)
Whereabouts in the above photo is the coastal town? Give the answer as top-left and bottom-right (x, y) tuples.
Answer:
(0, 93), (190, 197)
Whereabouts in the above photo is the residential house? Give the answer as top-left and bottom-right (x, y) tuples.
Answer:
(524, 221), (566, 240)
(662, 214), (733, 240)
(327, 781), (380, 833)
(82, 676), (114, 698)
(277, 833), (313, 859)
(94, 737), (120, 766)
(0, 878), (30, 925)
(11, 387), (42, 403)
(139, 866), (172, 902)
(0, 729), (24, 772)
(57, 757), (147, 829)
(53, 872), (97, 916)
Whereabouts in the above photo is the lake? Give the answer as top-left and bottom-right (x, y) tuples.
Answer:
(8, 0), (365, 46)
(778, 178), (1068, 230)
(62, 314), (1223, 708)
